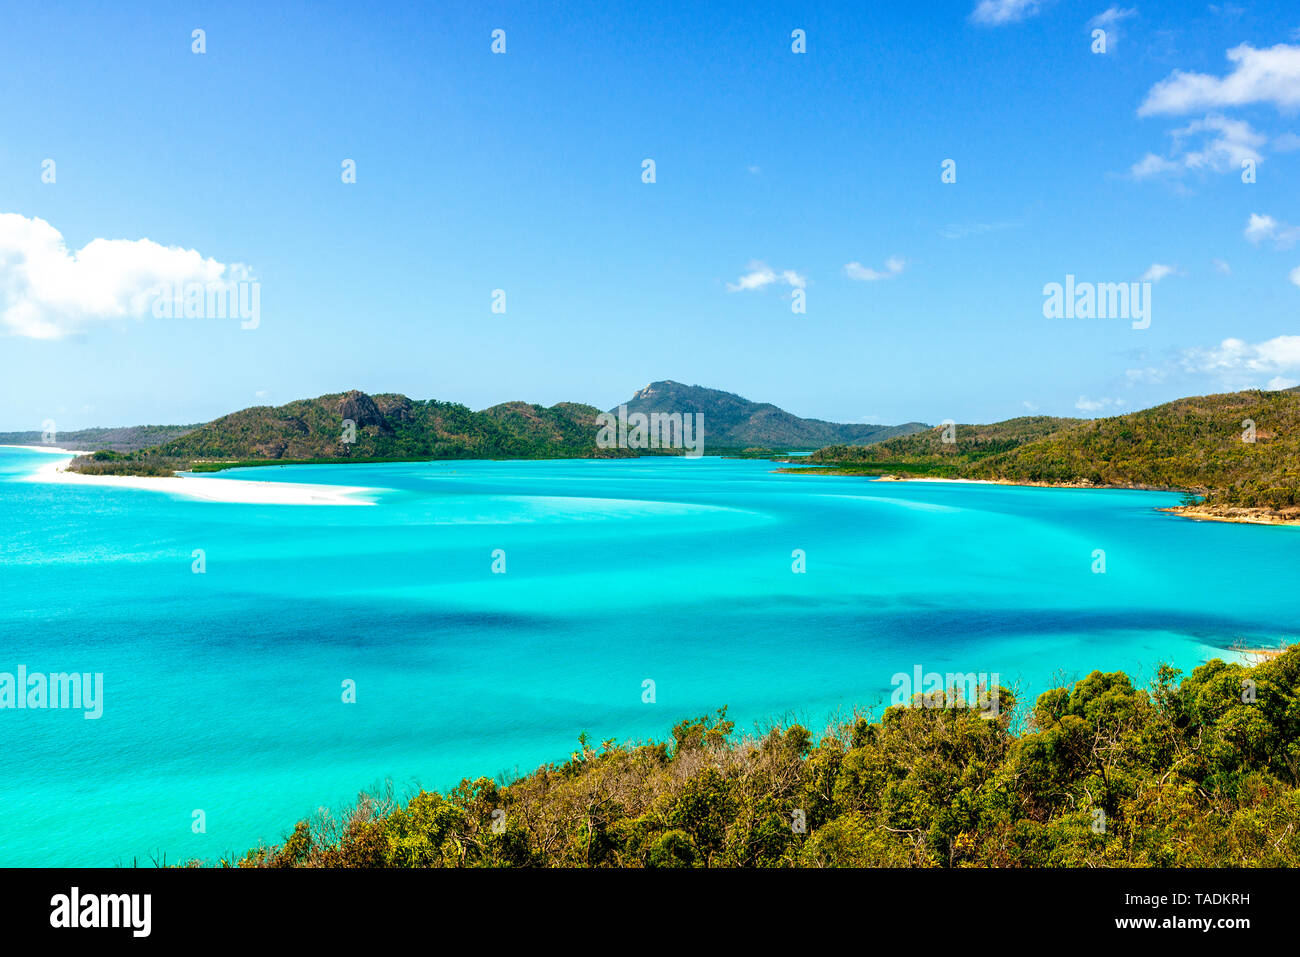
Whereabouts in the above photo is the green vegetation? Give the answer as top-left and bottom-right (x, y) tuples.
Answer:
(153, 392), (619, 463)
(63, 383), (927, 477)
(969, 390), (1300, 509)
(65, 391), (646, 476)
(227, 648), (1300, 868)
(624, 380), (928, 448)
(52, 385), (1300, 513)
(0, 424), (198, 453)
(723, 447), (787, 459)
(811, 416), (1082, 470)
(65, 450), (181, 477)
(800, 389), (1300, 515)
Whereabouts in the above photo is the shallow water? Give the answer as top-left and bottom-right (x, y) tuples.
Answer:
(1, 448), (1294, 865)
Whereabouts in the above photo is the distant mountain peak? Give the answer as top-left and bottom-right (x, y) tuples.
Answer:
(632, 380), (690, 401)
(616, 381), (926, 449)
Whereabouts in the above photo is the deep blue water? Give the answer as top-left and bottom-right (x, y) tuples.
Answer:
(1, 446), (1295, 866)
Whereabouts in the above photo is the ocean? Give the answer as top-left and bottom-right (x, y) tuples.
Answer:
(1, 446), (1294, 865)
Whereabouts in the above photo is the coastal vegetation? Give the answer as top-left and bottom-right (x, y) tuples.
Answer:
(798, 388), (1300, 520)
(622, 380), (927, 448)
(67, 450), (181, 477)
(0, 423), (197, 453)
(62, 383), (926, 476)
(811, 416), (1083, 471)
(51, 384), (1300, 524)
(65, 392), (643, 475)
(228, 648), (1300, 868)
(153, 393), (618, 462)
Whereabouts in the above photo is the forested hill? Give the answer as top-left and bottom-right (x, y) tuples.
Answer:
(806, 388), (1300, 512)
(620, 381), (928, 449)
(0, 424), (198, 452)
(59, 384), (930, 475)
(968, 389), (1300, 506)
(813, 416), (1082, 471)
(66, 391), (626, 474)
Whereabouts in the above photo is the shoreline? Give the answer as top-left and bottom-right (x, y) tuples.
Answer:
(776, 467), (1168, 492)
(775, 466), (1300, 527)
(1156, 505), (1300, 528)
(1235, 645), (1292, 661)
(0, 444), (92, 455)
(17, 455), (381, 506)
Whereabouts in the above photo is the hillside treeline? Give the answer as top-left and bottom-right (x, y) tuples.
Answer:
(229, 649), (1299, 868)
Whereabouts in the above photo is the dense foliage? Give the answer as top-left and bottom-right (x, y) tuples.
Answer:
(813, 416), (1082, 469)
(973, 390), (1300, 509)
(66, 391), (643, 475)
(230, 649), (1300, 868)
(64, 383), (931, 476)
(65, 450), (182, 476)
(625, 380), (927, 449)
(153, 392), (618, 462)
(0, 424), (198, 453)
(807, 389), (1300, 513)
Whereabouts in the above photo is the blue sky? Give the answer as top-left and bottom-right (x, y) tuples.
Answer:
(2, 0), (1299, 431)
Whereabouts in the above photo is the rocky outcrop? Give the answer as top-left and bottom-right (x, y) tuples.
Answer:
(337, 391), (393, 435)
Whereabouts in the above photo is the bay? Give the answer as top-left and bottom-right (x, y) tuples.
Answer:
(0, 447), (1292, 866)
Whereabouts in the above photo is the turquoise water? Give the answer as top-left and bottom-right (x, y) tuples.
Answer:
(1, 446), (1295, 866)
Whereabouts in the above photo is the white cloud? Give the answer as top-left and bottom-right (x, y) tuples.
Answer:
(1245, 212), (1300, 248)
(1125, 366), (1166, 384)
(1182, 335), (1300, 386)
(1139, 43), (1300, 116)
(1291, 264), (1300, 287)
(1273, 131), (1300, 152)
(1130, 114), (1264, 179)
(1089, 5), (1137, 27)
(1022, 400), (1039, 411)
(0, 212), (247, 340)
(844, 256), (905, 281)
(726, 260), (806, 292)
(1267, 376), (1299, 390)
(1175, 115), (1264, 170)
(971, 0), (1043, 25)
(1075, 396), (1127, 412)
(1212, 258), (1232, 274)
(1245, 213), (1278, 242)
(1129, 153), (1181, 178)
(1088, 6), (1138, 47)
(1141, 263), (1179, 282)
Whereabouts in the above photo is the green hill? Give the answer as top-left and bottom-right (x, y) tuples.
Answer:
(62, 383), (931, 476)
(0, 424), (198, 453)
(812, 415), (1082, 472)
(152, 391), (616, 462)
(801, 388), (1300, 516)
(970, 390), (1300, 508)
(620, 380), (928, 449)
(67, 391), (632, 475)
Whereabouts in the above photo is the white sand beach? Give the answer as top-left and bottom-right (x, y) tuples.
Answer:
(18, 455), (381, 506)
(0, 444), (92, 456)
(874, 476), (1000, 484)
